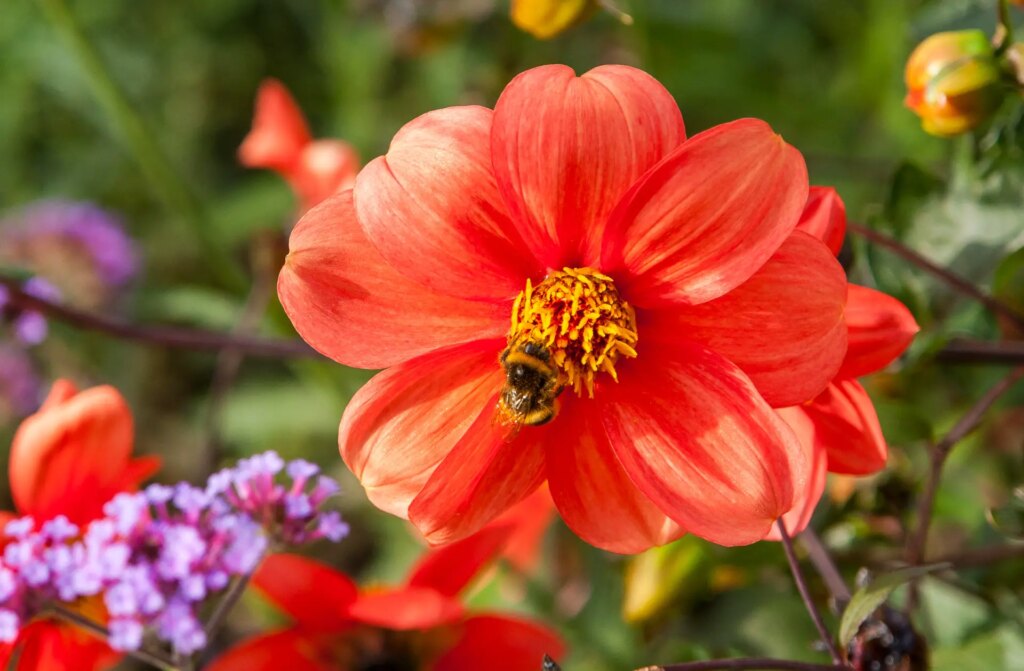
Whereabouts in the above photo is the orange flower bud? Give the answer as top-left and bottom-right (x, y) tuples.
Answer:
(510, 0), (595, 39)
(904, 30), (1004, 136)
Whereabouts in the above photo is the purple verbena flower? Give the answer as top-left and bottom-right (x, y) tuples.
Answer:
(0, 200), (138, 291)
(217, 452), (347, 545)
(0, 452), (345, 656)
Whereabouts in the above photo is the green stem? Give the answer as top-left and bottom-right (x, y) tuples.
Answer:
(36, 0), (246, 293)
(49, 605), (180, 671)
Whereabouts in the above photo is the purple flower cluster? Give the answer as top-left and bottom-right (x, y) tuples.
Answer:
(0, 200), (138, 289)
(0, 452), (346, 656)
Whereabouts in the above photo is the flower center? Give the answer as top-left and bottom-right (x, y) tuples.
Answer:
(507, 267), (638, 398)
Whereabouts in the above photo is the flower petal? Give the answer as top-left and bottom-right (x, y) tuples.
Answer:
(10, 382), (135, 525)
(14, 621), (118, 671)
(339, 340), (505, 518)
(347, 587), (465, 631)
(406, 523), (512, 597)
(602, 343), (808, 546)
(292, 139), (360, 211)
(278, 190), (507, 369)
(602, 118), (808, 307)
(802, 379), (888, 475)
(238, 79), (311, 173)
(765, 406), (829, 539)
(491, 64), (686, 268)
(39, 379), (77, 410)
(546, 397), (684, 553)
(117, 456), (163, 493)
(408, 396), (548, 546)
(252, 554), (357, 631)
(204, 630), (325, 671)
(491, 485), (556, 571)
(839, 284), (919, 380)
(354, 106), (539, 301)
(434, 615), (566, 671)
(796, 186), (847, 256)
(644, 231), (848, 407)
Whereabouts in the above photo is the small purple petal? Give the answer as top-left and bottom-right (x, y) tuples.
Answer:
(284, 494), (312, 519)
(317, 512), (350, 542)
(13, 313), (48, 346)
(0, 610), (20, 643)
(312, 475), (341, 500)
(22, 277), (61, 302)
(41, 515), (79, 542)
(105, 583), (138, 617)
(108, 618), (144, 651)
(0, 567), (16, 601)
(145, 484), (175, 505)
(287, 459), (319, 481)
(4, 518), (34, 540)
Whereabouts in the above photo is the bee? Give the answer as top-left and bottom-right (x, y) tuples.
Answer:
(496, 340), (563, 431)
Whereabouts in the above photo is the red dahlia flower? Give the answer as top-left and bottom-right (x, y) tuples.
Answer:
(279, 64), (849, 553)
(207, 527), (564, 671)
(775, 188), (919, 535)
(0, 380), (160, 670)
(240, 79), (360, 212)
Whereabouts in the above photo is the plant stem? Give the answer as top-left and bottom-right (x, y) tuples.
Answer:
(937, 339), (1024, 365)
(798, 529), (852, 608)
(203, 569), (255, 639)
(202, 236), (279, 473)
(998, 0), (1015, 49)
(932, 542), (1024, 569)
(847, 222), (1024, 332)
(35, 0), (246, 293)
(49, 605), (180, 671)
(0, 275), (314, 358)
(776, 519), (844, 665)
(641, 659), (849, 671)
(904, 366), (1024, 609)
(905, 366), (1024, 566)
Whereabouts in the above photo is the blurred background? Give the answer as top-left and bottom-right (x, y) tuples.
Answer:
(1, 1), (1024, 669)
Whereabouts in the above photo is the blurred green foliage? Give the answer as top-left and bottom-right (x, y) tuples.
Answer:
(2, 1), (1024, 669)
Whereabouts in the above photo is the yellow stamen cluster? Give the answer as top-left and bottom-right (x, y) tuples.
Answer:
(508, 267), (638, 397)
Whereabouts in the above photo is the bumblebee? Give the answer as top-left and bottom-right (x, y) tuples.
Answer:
(497, 340), (563, 429)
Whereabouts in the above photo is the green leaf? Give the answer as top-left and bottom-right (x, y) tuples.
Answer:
(839, 563), (951, 646)
(986, 486), (1024, 540)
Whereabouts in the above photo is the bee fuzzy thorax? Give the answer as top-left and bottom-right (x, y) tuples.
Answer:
(508, 267), (638, 398)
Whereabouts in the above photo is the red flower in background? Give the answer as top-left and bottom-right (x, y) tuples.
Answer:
(0, 380), (160, 670)
(240, 79), (360, 212)
(492, 486), (555, 571)
(207, 526), (564, 671)
(775, 188), (919, 535)
(280, 63), (850, 553)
